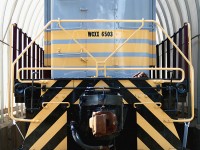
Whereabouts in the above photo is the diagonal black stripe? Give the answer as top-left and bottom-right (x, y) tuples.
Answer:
(41, 123), (67, 150)
(23, 79), (71, 149)
(130, 79), (162, 102)
(131, 80), (182, 148)
(42, 79), (71, 102)
(23, 79), (181, 149)
(137, 106), (182, 149)
(104, 79), (138, 103)
(25, 80), (72, 120)
(63, 79), (100, 103)
(105, 79), (181, 149)
(137, 124), (164, 150)
(24, 79), (100, 149)
(23, 105), (67, 149)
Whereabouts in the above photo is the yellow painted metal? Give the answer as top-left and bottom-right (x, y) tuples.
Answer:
(57, 18), (145, 74)
(55, 137), (67, 150)
(41, 80), (57, 95)
(137, 113), (175, 149)
(16, 67), (185, 84)
(104, 19), (144, 63)
(42, 102), (70, 108)
(25, 92), (74, 136)
(137, 137), (150, 150)
(50, 57), (153, 67)
(119, 80), (180, 139)
(133, 102), (162, 108)
(30, 112), (67, 149)
(49, 43), (156, 53)
(44, 32), (51, 66)
(45, 29), (155, 40)
(43, 57), (156, 75)
(45, 29), (156, 68)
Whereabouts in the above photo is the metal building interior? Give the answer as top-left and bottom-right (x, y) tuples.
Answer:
(0, 0), (200, 149)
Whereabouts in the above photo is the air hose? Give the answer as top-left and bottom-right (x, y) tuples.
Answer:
(70, 121), (106, 150)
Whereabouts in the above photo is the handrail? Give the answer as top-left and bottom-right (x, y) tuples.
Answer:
(103, 19), (144, 63)
(8, 19), (194, 123)
(17, 67), (185, 84)
(42, 102), (70, 108)
(133, 102), (162, 108)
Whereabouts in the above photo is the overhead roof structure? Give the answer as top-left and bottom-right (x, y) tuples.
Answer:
(0, 0), (199, 45)
(0, 0), (200, 123)
(156, 0), (199, 43)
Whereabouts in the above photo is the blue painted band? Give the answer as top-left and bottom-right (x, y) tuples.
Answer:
(44, 52), (156, 58)
(44, 39), (156, 45)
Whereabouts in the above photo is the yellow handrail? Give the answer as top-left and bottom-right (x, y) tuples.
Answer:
(133, 102), (162, 108)
(16, 67), (185, 84)
(42, 102), (70, 108)
(8, 20), (194, 123)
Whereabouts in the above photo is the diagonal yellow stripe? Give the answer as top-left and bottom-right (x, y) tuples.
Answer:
(74, 80), (127, 104)
(74, 80), (110, 104)
(146, 80), (162, 95)
(94, 80), (128, 104)
(94, 80), (109, 87)
(123, 98), (128, 104)
(25, 93), (70, 137)
(26, 80), (82, 137)
(137, 137), (150, 150)
(48, 29), (155, 40)
(30, 112), (67, 149)
(119, 80), (180, 139)
(41, 80), (56, 95)
(137, 112), (175, 149)
(54, 137), (67, 150)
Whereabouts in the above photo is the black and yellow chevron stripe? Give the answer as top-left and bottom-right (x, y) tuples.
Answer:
(23, 79), (181, 150)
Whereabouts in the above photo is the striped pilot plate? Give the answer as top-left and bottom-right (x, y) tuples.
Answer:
(23, 78), (181, 150)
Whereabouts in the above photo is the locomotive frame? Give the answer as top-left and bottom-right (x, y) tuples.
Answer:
(8, 19), (194, 150)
